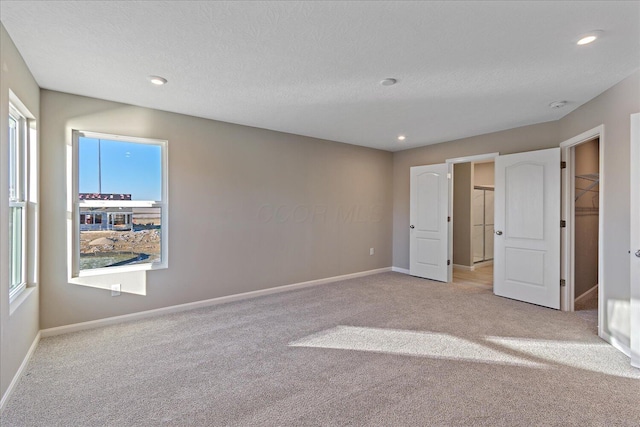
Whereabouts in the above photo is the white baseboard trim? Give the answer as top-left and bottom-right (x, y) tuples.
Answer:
(453, 264), (474, 271)
(391, 266), (410, 274)
(41, 267), (392, 338)
(1, 331), (40, 413)
(575, 284), (598, 303)
(600, 330), (632, 359)
(473, 260), (493, 268)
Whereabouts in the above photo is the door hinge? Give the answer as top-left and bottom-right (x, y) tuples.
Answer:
(560, 279), (566, 287)
(447, 260), (451, 266)
(561, 161), (567, 169)
(447, 216), (451, 222)
(560, 220), (566, 228)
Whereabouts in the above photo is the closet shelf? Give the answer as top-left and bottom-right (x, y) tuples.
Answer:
(575, 173), (599, 201)
(576, 173), (599, 182)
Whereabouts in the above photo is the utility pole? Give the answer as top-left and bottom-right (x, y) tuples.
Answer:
(97, 139), (102, 194)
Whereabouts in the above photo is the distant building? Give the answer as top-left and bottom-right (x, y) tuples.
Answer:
(80, 207), (133, 231)
(79, 193), (132, 201)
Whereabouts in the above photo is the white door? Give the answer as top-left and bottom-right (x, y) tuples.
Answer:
(494, 148), (561, 309)
(410, 164), (449, 282)
(630, 113), (640, 368)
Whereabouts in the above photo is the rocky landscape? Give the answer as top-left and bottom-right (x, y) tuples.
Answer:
(80, 229), (161, 257)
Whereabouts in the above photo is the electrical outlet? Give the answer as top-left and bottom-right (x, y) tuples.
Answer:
(111, 284), (121, 297)
(370, 247), (375, 256)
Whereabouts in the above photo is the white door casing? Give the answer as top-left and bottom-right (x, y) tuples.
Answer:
(410, 164), (449, 282)
(559, 125), (604, 331)
(631, 113), (640, 368)
(494, 148), (561, 309)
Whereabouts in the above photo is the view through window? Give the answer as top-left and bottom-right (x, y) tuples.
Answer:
(75, 133), (166, 273)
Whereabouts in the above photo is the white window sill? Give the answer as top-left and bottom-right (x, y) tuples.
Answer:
(10, 285), (36, 316)
(74, 262), (167, 278)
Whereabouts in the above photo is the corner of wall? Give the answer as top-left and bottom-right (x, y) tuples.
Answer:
(0, 22), (41, 406)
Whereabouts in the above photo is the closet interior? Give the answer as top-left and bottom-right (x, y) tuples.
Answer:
(473, 186), (494, 263)
(574, 138), (599, 311)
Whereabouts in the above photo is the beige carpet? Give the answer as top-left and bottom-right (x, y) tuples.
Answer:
(2, 272), (639, 426)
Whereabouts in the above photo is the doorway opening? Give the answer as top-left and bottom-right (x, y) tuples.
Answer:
(570, 138), (600, 329)
(561, 125), (604, 338)
(451, 159), (495, 290)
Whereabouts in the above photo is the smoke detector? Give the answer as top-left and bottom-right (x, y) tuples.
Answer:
(549, 101), (567, 109)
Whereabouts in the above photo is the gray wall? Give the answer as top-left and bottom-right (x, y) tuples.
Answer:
(452, 163), (472, 267)
(0, 24), (40, 403)
(559, 70), (640, 346)
(574, 139), (599, 298)
(473, 162), (494, 186)
(39, 90), (393, 329)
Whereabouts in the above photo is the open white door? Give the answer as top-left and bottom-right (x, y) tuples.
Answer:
(494, 148), (561, 309)
(631, 113), (640, 368)
(410, 164), (449, 282)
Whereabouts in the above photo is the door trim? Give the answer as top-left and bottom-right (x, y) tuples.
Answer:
(630, 113), (640, 368)
(446, 153), (499, 282)
(559, 125), (604, 336)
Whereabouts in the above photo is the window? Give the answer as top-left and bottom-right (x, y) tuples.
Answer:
(73, 131), (168, 276)
(9, 105), (27, 300)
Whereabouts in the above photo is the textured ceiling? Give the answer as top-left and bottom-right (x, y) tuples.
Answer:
(1, 1), (639, 151)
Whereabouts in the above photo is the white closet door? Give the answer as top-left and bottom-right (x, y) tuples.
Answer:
(494, 148), (561, 309)
(410, 164), (449, 282)
(485, 190), (495, 260)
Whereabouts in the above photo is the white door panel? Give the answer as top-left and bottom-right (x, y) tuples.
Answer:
(506, 163), (545, 239)
(631, 113), (640, 368)
(495, 148), (560, 309)
(410, 164), (449, 282)
(485, 225), (494, 260)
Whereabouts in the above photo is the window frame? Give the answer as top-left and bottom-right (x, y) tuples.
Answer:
(8, 105), (27, 302)
(71, 130), (168, 277)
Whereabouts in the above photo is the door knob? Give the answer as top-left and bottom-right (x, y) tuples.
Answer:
(636, 249), (640, 258)
(410, 225), (415, 229)
(495, 230), (503, 235)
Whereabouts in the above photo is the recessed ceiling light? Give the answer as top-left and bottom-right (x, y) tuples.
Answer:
(577, 30), (602, 46)
(381, 78), (397, 86)
(549, 101), (567, 109)
(397, 135), (406, 141)
(149, 75), (167, 85)
(577, 35), (597, 45)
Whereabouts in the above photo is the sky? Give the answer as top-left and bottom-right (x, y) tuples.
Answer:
(79, 137), (162, 201)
